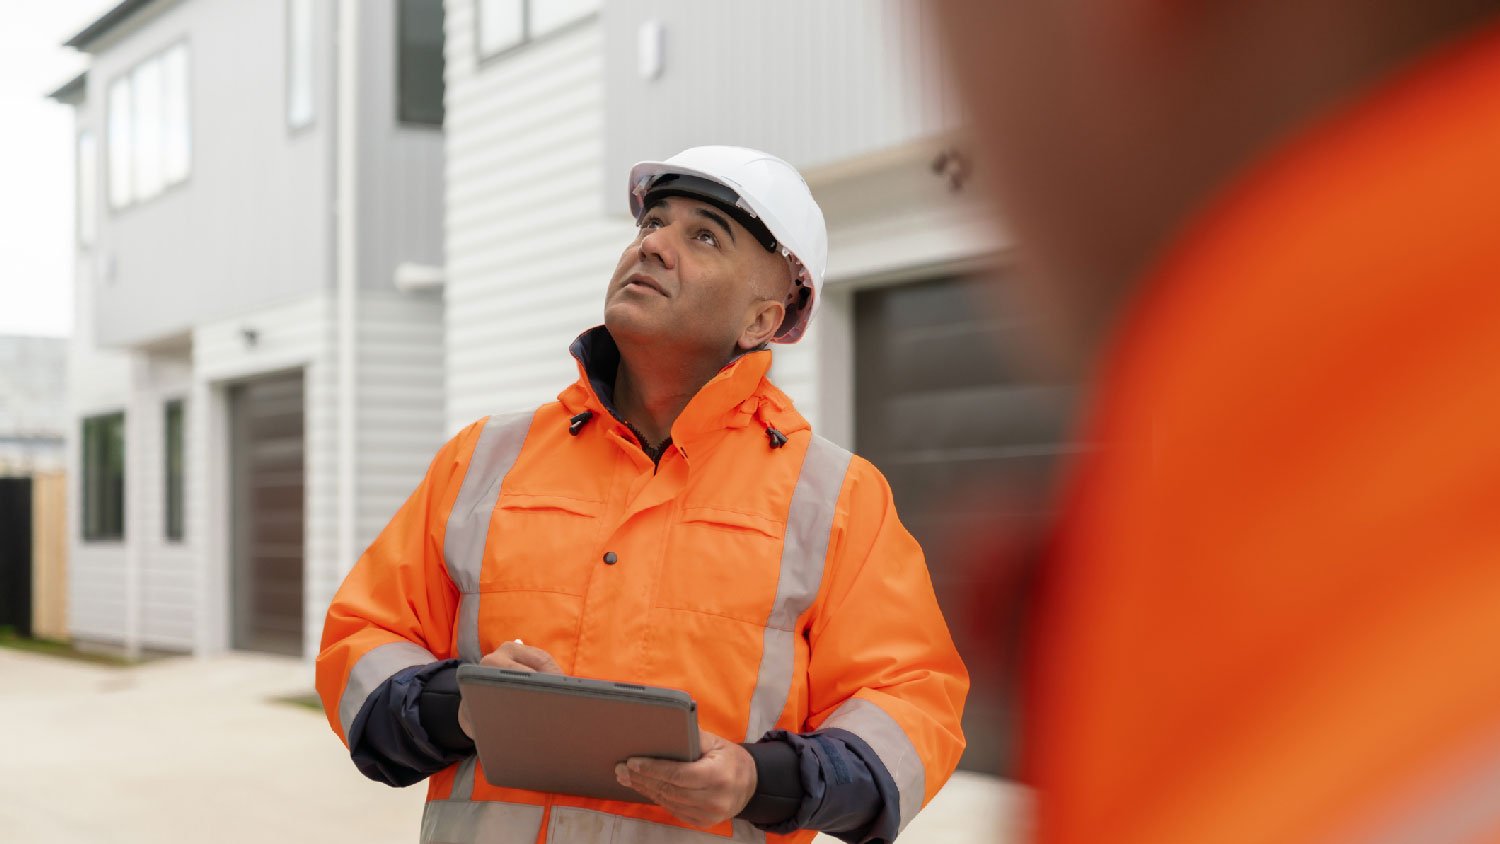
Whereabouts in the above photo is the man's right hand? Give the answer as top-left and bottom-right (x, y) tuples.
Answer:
(458, 640), (563, 739)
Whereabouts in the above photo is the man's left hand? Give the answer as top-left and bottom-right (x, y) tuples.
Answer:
(616, 729), (758, 828)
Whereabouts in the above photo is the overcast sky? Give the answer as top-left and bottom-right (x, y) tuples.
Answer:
(0, 2), (116, 338)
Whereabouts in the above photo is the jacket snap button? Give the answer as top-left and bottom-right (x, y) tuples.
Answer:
(603, 551), (618, 565)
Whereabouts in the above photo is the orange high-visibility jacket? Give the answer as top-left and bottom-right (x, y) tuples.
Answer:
(317, 337), (968, 843)
(1030, 19), (1500, 844)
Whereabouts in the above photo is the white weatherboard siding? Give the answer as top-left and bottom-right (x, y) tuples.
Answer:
(68, 250), (135, 646)
(444, 6), (998, 440)
(443, 8), (634, 432)
(193, 294), (332, 659)
(602, 0), (960, 212)
(191, 291), (443, 660)
(136, 351), (195, 650)
(347, 290), (446, 596)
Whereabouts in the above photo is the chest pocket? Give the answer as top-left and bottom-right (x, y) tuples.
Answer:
(481, 492), (604, 596)
(654, 506), (785, 626)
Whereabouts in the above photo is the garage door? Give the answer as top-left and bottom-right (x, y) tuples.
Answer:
(229, 370), (305, 657)
(855, 273), (1079, 776)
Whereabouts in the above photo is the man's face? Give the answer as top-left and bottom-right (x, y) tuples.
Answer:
(604, 195), (791, 360)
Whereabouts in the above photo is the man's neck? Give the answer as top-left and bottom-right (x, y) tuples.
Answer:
(612, 342), (733, 447)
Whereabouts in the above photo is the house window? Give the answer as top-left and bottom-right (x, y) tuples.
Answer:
(78, 130), (97, 247)
(477, 0), (597, 62)
(287, 0), (315, 129)
(82, 413), (126, 541)
(164, 400), (184, 541)
(397, 0), (445, 126)
(107, 77), (132, 208)
(107, 42), (191, 210)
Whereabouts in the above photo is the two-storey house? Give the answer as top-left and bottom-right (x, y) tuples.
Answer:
(52, 0), (448, 661)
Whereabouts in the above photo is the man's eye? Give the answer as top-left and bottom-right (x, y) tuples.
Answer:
(640, 216), (664, 230)
(695, 229), (719, 247)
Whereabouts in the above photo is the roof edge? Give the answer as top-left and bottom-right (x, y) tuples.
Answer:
(63, 0), (159, 51)
(47, 72), (88, 105)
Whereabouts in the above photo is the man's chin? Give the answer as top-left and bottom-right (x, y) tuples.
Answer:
(603, 303), (662, 343)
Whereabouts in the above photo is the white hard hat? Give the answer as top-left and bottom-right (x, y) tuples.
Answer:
(628, 146), (827, 344)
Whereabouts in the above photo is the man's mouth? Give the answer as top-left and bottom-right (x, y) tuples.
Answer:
(624, 273), (668, 297)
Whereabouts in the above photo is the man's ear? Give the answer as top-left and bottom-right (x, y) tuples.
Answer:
(736, 299), (787, 351)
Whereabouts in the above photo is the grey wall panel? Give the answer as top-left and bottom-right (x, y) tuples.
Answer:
(90, 0), (335, 348)
(356, 0), (446, 292)
(602, 0), (959, 214)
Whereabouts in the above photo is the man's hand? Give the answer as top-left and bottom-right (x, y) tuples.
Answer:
(615, 729), (758, 828)
(457, 639), (562, 739)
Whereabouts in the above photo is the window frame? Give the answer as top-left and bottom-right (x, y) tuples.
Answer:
(286, 0), (316, 132)
(396, 0), (446, 128)
(106, 38), (193, 214)
(474, 0), (599, 67)
(107, 73), (133, 210)
(81, 412), (127, 543)
(163, 399), (185, 542)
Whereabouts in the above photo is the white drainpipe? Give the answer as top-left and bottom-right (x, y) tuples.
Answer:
(335, 0), (359, 629)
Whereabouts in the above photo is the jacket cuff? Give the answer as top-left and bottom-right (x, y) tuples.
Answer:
(737, 738), (804, 826)
(415, 660), (475, 756)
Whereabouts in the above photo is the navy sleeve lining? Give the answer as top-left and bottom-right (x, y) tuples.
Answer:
(347, 659), (473, 787)
(745, 728), (900, 843)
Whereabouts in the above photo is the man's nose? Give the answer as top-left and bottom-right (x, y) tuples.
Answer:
(638, 225), (677, 270)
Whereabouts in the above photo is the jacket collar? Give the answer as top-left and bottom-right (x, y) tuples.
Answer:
(559, 326), (807, 452)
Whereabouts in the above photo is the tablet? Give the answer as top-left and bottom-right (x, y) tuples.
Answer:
(455, 664), (701, 803)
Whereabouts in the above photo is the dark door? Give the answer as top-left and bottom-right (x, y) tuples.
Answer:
(229, 370), (305, 656)
(0, 476), (34, 637)
(854, 274), (1079, 777)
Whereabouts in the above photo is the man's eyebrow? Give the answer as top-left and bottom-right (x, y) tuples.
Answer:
(693, 207), (737, 245)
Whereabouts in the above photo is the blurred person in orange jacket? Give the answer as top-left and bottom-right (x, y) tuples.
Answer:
(930, 0), (1500, 841)
(315, 146), (968, 844)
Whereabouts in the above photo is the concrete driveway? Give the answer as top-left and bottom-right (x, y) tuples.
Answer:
(0, 649), (1027, 843)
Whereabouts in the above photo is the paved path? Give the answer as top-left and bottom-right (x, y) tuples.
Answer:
(0, 649), (1027, 842)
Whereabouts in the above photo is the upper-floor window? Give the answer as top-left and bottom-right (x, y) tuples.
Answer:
(287, 0), (316, 130)
(163, 399), (185, 541)
(82, 412), (126, 541)
(78, 130), (97, 247)
(397, 0), (445, 127)
(108, 42), (191, 210)
(477, 0), (598, 62)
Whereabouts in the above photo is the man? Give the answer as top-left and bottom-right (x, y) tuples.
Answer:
(316, 145), (968, 844)
(931, 1), (1500, 842)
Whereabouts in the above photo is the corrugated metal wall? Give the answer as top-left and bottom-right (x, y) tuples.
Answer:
(443, 5), (633, 431)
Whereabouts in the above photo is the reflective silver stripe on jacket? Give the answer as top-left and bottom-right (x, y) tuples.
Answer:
(420, 798), (544, 844)
(1351, 733), (1500, 844)
(443, 410), (537, 663)
(337, 640), (435, 740)
(822, 697), (926, 833)
(744, 435), (853, 742)
(440, 409), (538, 803)
(546, 807), (765, 843)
